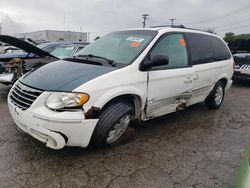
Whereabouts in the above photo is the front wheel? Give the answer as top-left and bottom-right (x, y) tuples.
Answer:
(91, 101), (134, 147)
(205, 81), (225, 109)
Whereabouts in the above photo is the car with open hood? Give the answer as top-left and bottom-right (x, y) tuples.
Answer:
(0, 35), (88, 85)
(8, 27), (234, 149)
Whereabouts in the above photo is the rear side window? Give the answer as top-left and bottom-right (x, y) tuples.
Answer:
(186, 33), (231, 65)
(186, 33), (213, 64)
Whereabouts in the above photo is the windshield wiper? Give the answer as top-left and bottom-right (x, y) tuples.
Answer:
(77, 54), (116, 66)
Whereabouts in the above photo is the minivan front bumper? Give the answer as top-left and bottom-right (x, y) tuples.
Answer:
(8, 92), (98, 150)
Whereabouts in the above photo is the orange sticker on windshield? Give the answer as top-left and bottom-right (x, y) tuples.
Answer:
(179, 38), (186, 46)
(131, 42), (140, 47)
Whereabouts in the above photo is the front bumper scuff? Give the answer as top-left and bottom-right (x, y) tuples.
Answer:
(8, 91), (99, 149)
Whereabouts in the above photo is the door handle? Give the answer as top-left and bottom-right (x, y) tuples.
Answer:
(193, 74), (199, 80)
(184, 77), (193, 84)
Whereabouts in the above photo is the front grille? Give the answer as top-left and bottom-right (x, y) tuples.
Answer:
(9, 82), (43, 110)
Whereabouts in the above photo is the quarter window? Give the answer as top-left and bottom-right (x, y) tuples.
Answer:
(186, 33), (231, 65)
(149, 34), (189, 69)
(211, 37), (231, 60)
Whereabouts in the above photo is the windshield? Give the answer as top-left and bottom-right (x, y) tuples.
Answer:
(36, 43), (49, 49)
(51, 46), (75, 59)
(75, 30), (157, 65)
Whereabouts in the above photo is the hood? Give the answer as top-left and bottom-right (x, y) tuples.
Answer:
(19, 60), (118, 91)
(0, 35), (55, 58)
(0, 51), (30, 60)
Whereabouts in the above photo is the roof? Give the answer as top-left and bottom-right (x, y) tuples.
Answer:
(120, 26), (216, 36)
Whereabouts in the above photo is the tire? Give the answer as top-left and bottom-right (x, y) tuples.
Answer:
(91, 101), (134, 147)
(205, 81), (225, 109)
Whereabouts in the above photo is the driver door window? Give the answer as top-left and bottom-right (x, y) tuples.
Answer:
(149, 34), (189, 69)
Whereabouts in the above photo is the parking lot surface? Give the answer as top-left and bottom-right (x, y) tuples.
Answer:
(0, 83), (250, 188)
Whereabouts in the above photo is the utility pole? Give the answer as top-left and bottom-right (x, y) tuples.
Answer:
(170, 18), (176, 27)
(142, 14), (149, 28)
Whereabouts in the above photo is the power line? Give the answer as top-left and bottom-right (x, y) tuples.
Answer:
(216, 24), (250, 32)
(213, 18), (250, 30)
(142, 14), (149, 28)
(148, 18), (162, 24)
(187, 4), (250, 25)
(147, 19), (171, 26)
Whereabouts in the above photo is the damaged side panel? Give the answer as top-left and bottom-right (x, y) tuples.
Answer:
(145, 92), (192, 120)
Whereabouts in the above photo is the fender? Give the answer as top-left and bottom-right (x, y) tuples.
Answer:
(84, 85), (147, 112)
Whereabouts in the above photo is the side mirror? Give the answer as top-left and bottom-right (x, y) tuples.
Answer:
(141, 54), (169, 70)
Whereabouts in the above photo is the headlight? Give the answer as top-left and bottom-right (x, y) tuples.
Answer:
(45, 92), (89, 110)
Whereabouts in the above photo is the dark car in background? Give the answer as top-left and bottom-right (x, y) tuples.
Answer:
(0, 35), (88, 85)
(233, 52), (250, 82)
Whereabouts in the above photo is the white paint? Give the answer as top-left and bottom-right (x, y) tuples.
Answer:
(8, 27), (234, 149)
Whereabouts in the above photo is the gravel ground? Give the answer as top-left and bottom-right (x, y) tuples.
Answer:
(0, 83), (249, 188)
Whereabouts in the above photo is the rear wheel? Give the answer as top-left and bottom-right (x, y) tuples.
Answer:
(205, 81), (225, 109)
(91, 101), (134, 147)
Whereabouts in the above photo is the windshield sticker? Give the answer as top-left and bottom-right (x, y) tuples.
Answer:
(127, 37), (144, 43)
(131, 42), (141, 47)
(179, 38), (186, 46)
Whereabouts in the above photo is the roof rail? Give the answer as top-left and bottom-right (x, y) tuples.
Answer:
(149, 24), (185, 28)
(149, 25), (211, 33)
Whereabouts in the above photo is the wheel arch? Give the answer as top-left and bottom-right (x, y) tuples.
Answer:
(84, 86), (146, 120)
(218, 77), (228, 87)
(216, 73), (230, 87)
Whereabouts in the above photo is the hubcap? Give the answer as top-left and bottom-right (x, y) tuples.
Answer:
(214, 85), (223, 105)
(106, 114), (131, 144)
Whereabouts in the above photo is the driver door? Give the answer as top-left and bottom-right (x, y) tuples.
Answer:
(146, 33), (194, 118)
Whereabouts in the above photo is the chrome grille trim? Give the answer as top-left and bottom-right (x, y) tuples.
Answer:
(9, 81), (43, 110)
(11, 89), (34, 102)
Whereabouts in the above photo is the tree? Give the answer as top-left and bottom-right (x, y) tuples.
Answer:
(224, 32), (250, 52)
(224, 32), (235, 43)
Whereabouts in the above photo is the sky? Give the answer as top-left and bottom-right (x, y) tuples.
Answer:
(0, 0), (249, 41)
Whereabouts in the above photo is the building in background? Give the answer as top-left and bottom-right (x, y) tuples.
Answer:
(15, 30), (89, 42)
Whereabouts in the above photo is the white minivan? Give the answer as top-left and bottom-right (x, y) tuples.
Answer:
(8, 27), (234, 149)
